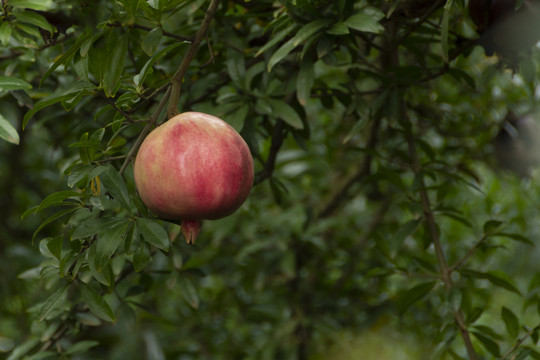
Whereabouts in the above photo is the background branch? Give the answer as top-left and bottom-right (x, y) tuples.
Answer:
(119, 0), (221, 175)
(166, 0), (220, 118)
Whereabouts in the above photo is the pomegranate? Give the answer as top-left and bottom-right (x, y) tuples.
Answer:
(133, 112), (254, 244)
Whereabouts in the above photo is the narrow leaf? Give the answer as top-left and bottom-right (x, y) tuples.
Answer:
(472, 332), (500, 357)
(103, 33), (128, 97)
(142, 27), (162, 56)
(94, 219), (130, 271)
(46, 236), (63, 261)
(38, 283), (70, 321)
(134, 42), (188, 89)
(344, 13), (384, 33)
(6, 337), (40, 360)
(267, 19), (330, 72)
(255, 24), (297, 57)
(100, 165), (131, 208)
(8, 0), (53, 10)
(16, 10), (55, 35)
(396, 282), (436, 313)
(483, 219), (503, 234)
(267, 98), (304, 129)
(32, 207), (78, 243)
(296, 58), (314, 106)
(0, 21), (12, 46)
(0, 115), (20, 145)
(136, 218), (170, 251)
(267, 37), (296, 72)
(79, 281), (115, 322)
(501, 307), (520, 338)
(23, 81), (97, 129)
(179, 276), (199, 309)
(0, 76), (32, 90)
(40, 31), (93, 87)
(36, 190), (82, 212)
(64, 341), (100, 356)
(293, 19), (332, 47)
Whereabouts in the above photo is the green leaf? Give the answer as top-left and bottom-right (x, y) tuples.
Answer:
(267, 19), (330, 71)
(94, 219), (130, 271)
(493, 232), (534, 245)
(79, 281), (115, 322)
(293, 19), (332, 47)
(255, 24), (297, 57)
(393, 218), (423, 248)
(32, 207), (79, 243)
(267, 98), (304, 129)
(133, 242), (152, 272)
(142, 27), (162, 56)
(0, 76), (32, 90)
(64, 341), (100, 356)
(122, 0), (141, 17)
(0, 336), (14, 352)
(103, 33), (128, 97)
(327, 21), (349, 35)
(8, 0), (53, 10)
(38, 283), (70, 322)
(396, 282), (436, 313)
(6, 337), (40, 360)
(296, 57), (314, 106)
(460, 269), (522, 295)
(344, 13), (384, 33)
(0, 21), (12, 46)
(15, 10), (55, 35)
(134, 41), (188, 90)
(46, 236), (63, 261)
(515, 349), (532, 360)
(36, 190), (82, 212)
(225, 103), (248, 132)
(100, 165), (131, 208)
(179, 276), (199, 309)
(0, 115), (20, 145)
(501, 306), (520, 338)
(88, 246), (114, 286)
(226, 48), (246, 85)
(136, 218), (170, 251)
(40, 31), (93, 87)
(23, 81), (97, 128)
(483, 219), (503, 235)
(267, 37), (296, 72)
(472, 332), (500, 357)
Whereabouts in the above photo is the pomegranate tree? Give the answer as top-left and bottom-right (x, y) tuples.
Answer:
(133, 112), (254, 244)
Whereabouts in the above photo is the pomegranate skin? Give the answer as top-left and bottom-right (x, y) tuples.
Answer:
(133, 112), (254, 243)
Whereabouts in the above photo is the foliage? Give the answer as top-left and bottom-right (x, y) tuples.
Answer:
(2, 0), (540, 359)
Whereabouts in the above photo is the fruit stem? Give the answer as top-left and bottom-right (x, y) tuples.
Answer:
(181, 219), (202, 244)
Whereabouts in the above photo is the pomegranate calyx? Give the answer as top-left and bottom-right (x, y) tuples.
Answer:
(181, 219), (202, 244)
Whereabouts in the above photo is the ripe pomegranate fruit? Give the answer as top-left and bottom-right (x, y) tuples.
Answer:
(133, 112), (254, 244)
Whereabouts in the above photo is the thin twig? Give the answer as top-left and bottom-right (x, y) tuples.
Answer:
(199, 34), (215, 69)
(501, 325), (538, 359)
(394, 0), (446, 46)
(317, 113), (382, 219)
(403, 103), (478, 360)
(101, 93), (136, 123)
(167, 0), (220, 118)
(449, 235), (488, 272)
(253, 120), (285, 185)
(129, 23), (194, 42)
